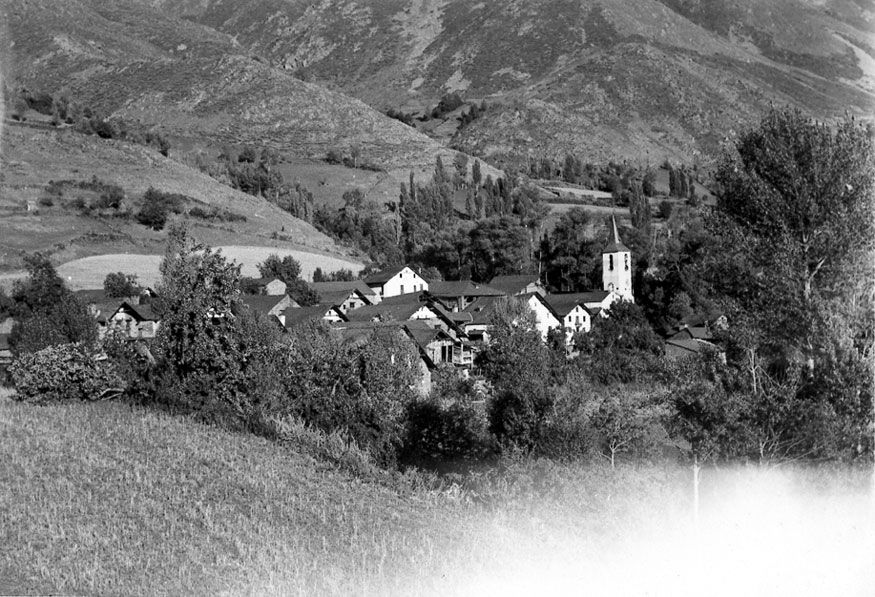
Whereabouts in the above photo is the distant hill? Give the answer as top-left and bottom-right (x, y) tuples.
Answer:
(0, 119), (358, 273)
(2, 0), (497, 209)
(135, 0), (875, 166)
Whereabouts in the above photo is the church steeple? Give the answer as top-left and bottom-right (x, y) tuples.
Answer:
(602, 215), (633, 302)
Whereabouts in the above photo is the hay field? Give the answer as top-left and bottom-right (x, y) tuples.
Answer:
(1, 391), (872, 596)
(0, 249), (363, 292)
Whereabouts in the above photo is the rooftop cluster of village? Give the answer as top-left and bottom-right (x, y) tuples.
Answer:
(0, 218), (724, 392)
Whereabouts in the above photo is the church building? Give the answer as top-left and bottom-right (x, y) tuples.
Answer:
(602, 216), (633, 302)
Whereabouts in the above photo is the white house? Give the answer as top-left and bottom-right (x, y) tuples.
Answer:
(522, 293), (563, 341)
(364, 266), (429, 299)
(544, 294), (593, 340)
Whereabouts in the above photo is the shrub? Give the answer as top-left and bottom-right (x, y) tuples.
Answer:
(401, 398), (492, 465)
(9, 343), (123, 403)
(658, 200), (673, 219)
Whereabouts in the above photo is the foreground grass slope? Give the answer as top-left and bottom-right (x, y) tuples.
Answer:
(0, 391), (472, 596)
(2, 389), (872, 596)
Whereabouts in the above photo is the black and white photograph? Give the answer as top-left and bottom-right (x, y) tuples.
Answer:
(0, 1), (873, 595)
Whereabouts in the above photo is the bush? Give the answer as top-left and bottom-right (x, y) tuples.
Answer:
(9, 343), (123, 403)
(401, 398), (492, 466)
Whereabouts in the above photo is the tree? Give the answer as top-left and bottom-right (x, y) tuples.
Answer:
(592, 391), (663, 468)
(472, 159), (482, 188)
(257, 254), (319, 306)
(8, 255), (96, 355)
(574, 300), (664, 385)
(482, 297), (556, 451)
(104, 272), (141, 298)
(468, 216), (532, 281)
(151, 226), (248, 421)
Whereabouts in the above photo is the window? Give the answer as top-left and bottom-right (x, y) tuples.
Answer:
(625, 254), (629, 271)
(609, 255), (614, 271)
(400, 284), (405, 294)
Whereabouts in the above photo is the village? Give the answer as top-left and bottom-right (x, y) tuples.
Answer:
(0, 217), (724, 392)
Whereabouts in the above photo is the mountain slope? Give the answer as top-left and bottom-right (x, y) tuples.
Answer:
(2, 0), (488, 207)
(138, 0), (875, 164)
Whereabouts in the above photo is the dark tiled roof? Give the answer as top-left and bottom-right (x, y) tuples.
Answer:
(670, 326), (712, 341)
(487, 275), (541, 296)
(577, 291), (611, 304)
(427, 280), (505, 298)
(284, 305), (346, 328)
(363, 265), (410, 285)
(345, 293), (427, 323)
(604, 215), (630, 253)
(543, 293), (595, 317)
(110, 301), (158, 322)
(311, 280), (376, 298)
(241, 295), (293, 315)
(462, 296), (506, 325)
(316, 288), (372, 309)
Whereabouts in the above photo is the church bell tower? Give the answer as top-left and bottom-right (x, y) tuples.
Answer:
(602, 216), (633, 302)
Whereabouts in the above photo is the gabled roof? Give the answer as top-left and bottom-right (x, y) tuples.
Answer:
(316, 288), (373, 308)
(427, 280), (504, 299)
(577, 290), (612, 305)
(670, 326), (712, 341)
(345, 293), (428, 323)
(519, 292), (562, 323)
(603, 215), (630, 253)
(110, 301), (158, 322)
(363, 265), (416, 286)
(240, 294), (296, 315)
(487, 274), (541, 296)
(462, 295), (506, 325)
(253, 277), (286, 287)
(543, 293), (595, 317)
(283, 305), (347, 328)
(311, 280), (377, 298)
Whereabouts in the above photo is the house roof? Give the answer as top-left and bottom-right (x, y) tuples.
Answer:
(253, 277), (285, 287)
(427, 280), (505, 299)
(241, 294), (294, 315)
(603, 215), (630, 253)
(577, 290), (611, 305)
(316, 288), (372, 309)
(345, 293), (428, 323)
(543, 293), (595, 317)
(665, 338), (702, 354)
(111, 301), (158, 322)
(462, 296), (506, 325)
(670, 326), (712, 341)
(283, 305), (347, 328)
(520, 292), (562, 323)
(487, 274), (541, 296)
(0, 317), (14, 335)
(363, 265), (412, 286)
(311, 280), (377, 298)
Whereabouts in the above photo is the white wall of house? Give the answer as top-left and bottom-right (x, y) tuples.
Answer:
(265, 279), (287, 296)
(584, 290), (622, 315)
(378, 267), (429, 298)
(527, 295), (561, 341)
(564, 305), (591, 334)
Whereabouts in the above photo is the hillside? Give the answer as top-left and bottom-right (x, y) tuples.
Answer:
(2, 391), (872, 595)
(0, 120), (363, 274)
(2, 0), (498, 209)
(139, 0), (875, 165)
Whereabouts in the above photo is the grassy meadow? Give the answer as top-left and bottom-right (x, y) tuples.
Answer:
(2, 386), (872, 596)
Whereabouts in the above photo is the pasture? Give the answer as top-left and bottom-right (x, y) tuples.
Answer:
(1, 390), (871, 596)
(0, 248), (363, 292)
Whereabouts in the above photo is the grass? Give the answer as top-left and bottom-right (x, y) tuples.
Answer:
(1, 388), (872, 596)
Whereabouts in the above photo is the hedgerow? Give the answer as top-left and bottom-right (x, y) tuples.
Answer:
(9, 343), (123, 403)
